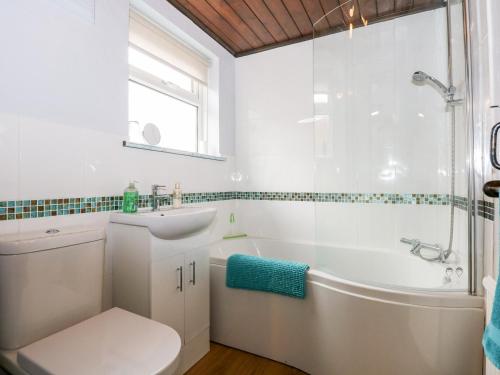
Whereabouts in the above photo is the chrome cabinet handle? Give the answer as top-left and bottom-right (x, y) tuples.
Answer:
(490, 122), (500, 169)
(176, 266), (183, 292)
(189, 261), (196, 285)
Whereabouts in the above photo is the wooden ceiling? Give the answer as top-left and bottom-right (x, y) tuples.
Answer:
(167, 0), (445, 57)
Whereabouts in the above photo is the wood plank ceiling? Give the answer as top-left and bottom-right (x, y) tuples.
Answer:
(167, 0), (446, 57)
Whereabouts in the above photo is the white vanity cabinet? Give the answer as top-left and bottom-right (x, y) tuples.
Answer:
(109, 223), (210, 373)
(150, 247), (210, 348)
(183, 247), (210, 343)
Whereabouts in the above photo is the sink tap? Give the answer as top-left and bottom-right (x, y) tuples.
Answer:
(151, 184), (168, 211)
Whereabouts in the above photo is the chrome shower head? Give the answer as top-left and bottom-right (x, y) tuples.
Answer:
(412, 70), (452, 97)
(412, 71), (428, 82)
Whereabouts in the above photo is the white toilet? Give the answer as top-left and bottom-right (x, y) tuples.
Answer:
(0, 227), (182, 375)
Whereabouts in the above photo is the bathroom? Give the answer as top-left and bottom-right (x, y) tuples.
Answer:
(0, 0), (499, 374)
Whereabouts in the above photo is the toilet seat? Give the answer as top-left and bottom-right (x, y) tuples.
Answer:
(16, 308), (181, 375)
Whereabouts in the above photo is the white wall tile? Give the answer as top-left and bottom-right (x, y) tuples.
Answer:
(235, 41), (314, 193)
(312, 9), (452, 195)
(314, 203), (359, 248)
(18, 116), (86, 199)
(356, 204), (397, 251)
(0, 221), (19, 236)
(0, 113), (19, 201)
(82, 126), (237, 197)
(235, 200), (315, 243)
(0, 0), (129, 136)
(234, 8), (465, 257)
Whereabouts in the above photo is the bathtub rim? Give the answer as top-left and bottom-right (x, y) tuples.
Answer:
(208, 237), (483, 309)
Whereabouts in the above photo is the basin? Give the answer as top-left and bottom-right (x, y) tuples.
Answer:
(110, 207), (217, 240)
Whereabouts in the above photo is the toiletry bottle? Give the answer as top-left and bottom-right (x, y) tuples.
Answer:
(172, 183), (182, 208)
(229, 213), (236, 236)
(123, 181), (139, 213)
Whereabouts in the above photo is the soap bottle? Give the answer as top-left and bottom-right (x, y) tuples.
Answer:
(222, 213), (247, 240)
(172, 183), (182, 208)
(123, 181), (139, 213)
(229, 213), (236, 235)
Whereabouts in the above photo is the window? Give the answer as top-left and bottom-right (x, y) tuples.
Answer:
(128, 11), (210, 154)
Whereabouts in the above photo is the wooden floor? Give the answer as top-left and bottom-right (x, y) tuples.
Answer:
(186, 342), (307, 375)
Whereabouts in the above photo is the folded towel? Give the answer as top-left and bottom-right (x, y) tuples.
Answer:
(484, 279), (500, 368)
(226, 254), (310, 299)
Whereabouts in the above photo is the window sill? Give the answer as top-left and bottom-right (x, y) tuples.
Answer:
(122, 141), (227, 161)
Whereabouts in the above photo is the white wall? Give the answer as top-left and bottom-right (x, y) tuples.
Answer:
(234, 8), (469, 263)
(0, 1), (128, 136)
(0, 0), (237, 236)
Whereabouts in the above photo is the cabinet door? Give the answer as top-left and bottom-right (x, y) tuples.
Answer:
(184, 247), (210, 344)
(151, 253), (185, 342)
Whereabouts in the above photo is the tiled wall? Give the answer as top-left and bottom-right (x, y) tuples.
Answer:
(312, 8), (460, 196)
(0, 0), (237, 237)
(234, 8), (472, 258)
(0, 2), (487, 263)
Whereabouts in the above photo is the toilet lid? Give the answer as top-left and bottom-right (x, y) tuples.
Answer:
(17, 308), (181, 375)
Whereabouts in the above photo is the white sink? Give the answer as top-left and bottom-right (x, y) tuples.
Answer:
(110, 207), (217, 240)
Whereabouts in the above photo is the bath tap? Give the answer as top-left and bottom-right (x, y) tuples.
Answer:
(400, 238), (448, 262)
(400, 238), (421, 255)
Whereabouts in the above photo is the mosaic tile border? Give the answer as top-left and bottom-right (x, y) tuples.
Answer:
(235, 192), (452, 205)
(0, 192), (494, 221)
(0, 192), (233, 221)
(451, 196), (495, 220)
(453, 196), (468, 211)
(478, 200), (495, 221)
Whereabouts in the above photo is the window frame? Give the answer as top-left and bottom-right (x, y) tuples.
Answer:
(127, 43), (208, 154)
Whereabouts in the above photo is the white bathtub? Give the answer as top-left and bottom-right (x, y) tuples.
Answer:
(209, 237), (484, 375)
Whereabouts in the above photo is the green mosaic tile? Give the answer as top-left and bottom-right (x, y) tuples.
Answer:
(0, 192), (492, 221)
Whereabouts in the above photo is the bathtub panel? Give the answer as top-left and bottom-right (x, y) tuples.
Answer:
(210, 264), (313, 372)
(210, 263), (483, 375)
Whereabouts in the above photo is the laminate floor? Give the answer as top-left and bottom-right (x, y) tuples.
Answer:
(185, 342), (307, 375)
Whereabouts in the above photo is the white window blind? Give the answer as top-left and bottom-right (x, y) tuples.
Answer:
(129, 10), (209, 84)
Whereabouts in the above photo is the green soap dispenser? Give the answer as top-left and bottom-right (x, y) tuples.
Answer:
(123, 181), (139, 213)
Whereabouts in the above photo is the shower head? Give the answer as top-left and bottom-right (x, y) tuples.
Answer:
(412, 71), (428, 82)
(412, 71), (452, 98)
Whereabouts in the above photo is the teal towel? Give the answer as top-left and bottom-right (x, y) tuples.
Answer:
(484, 275), (500, 368)
(226, 254), (310, 299)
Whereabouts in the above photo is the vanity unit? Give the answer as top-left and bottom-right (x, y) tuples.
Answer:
(108, 207), (216, 373)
